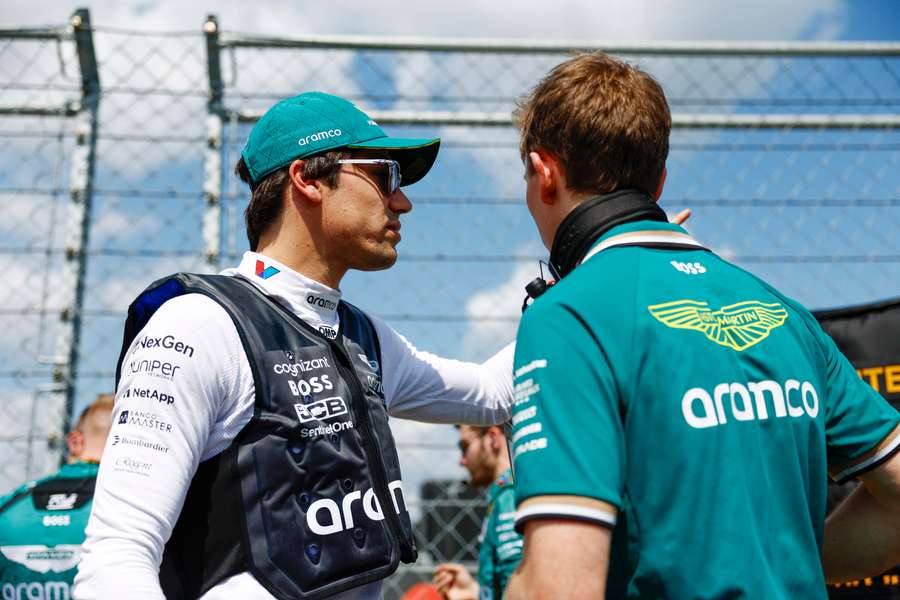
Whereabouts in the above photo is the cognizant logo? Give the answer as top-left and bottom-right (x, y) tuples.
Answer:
(682, 379), (819, 429)
(298, 129), (342, 146)
(307, 480), (405, 536)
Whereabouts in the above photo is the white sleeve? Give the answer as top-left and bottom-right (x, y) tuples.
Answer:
(370, 315), (514, 426)
(74, 294), (244, 599)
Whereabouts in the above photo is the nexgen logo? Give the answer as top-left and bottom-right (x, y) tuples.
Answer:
(307, 481), (405, 535)
(294, 396), (347, 423)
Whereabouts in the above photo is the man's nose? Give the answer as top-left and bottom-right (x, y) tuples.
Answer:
(390, 188), (412, 214)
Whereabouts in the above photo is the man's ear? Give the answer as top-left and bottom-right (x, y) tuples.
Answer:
(288, 159), (324, 205)
(66, 430), (84, 460)
(654, 167), (667, 201)
(528, 150), (559, 205)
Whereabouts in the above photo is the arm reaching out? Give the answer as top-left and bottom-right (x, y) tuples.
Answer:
(822, 448), (900, 583)
(371, 315), (514, 426)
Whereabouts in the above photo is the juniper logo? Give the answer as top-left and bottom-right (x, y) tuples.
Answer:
(648, 300), (788, 351)
(298, 129), (342, 146)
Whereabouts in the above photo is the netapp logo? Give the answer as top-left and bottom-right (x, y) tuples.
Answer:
(136, 334), (194, 357)
(124, 387), (175, 405)
(682, 379), (819, 429)
(307, 480), (405, 536)
(306, 294), (337, 311)
(127, 359), (180, 380)
(298, 129), (342, 146)
(273, 358), (331, 376)
(295, 396), (347, 423)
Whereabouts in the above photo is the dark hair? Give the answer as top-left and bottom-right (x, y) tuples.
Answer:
(235, 150), (347, 251)
(515, 52), (671, 197)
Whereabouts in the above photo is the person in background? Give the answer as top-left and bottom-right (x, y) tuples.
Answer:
(0, 393), (114, 599)
(432, 425), (522, 600)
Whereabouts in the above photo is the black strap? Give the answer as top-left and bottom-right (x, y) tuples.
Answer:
(549, 189), (668, 279)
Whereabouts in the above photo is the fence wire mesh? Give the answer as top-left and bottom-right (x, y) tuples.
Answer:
(0, 13), (898, 598)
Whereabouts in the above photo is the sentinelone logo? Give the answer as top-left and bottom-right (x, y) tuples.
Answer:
(298, 129), (342, 146)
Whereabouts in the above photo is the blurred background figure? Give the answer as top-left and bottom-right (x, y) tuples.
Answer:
(0, 394), (114, 598)
(433, 425), (522, 600)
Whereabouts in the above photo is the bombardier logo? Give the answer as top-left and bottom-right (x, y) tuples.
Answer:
(307, 480), (405, 535)
(294, 396), (347, 423)
(648, 300), (788, 351)
(298, 129), (342, 146)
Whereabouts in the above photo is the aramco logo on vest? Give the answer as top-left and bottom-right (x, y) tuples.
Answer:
(307, 481), (405, 535)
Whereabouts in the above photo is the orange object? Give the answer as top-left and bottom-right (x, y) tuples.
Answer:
(399, 582), (443, 600)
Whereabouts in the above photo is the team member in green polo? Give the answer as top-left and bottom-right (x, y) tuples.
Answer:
(503, 53), (900, 600)
(0, 394), (113, 599)
(433, 425), (522, 600)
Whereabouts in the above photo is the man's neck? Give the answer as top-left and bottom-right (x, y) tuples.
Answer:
(255, 241), (346, 290)
(493, 458), (511, 481)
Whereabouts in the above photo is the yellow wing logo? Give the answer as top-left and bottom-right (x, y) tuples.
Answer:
(647, 300), (788, 351)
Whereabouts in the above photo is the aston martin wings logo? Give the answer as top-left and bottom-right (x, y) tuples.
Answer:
(647, 300), (788, 351)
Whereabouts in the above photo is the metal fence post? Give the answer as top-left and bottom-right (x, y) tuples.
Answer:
(55, 7), (100, 458)
(203, 14), (223, 270)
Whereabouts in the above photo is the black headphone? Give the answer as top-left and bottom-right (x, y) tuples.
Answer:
(522, 190), (668, 311)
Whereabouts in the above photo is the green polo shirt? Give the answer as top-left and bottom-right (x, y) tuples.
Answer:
(0, 461), (100, 599)
(511, 221), (900, 599)
(477, 469), (521, 600)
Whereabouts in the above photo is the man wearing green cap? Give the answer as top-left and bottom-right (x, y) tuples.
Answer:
(74, 92), (514, 600)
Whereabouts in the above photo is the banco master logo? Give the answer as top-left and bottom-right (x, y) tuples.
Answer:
(647, 300), (788, 351)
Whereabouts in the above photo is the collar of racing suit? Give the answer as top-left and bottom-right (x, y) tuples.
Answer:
(231, 252), (343, 337)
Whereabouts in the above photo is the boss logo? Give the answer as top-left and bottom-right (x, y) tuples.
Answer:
(294, 396), (348, 423)
(670, 260), (706, 275)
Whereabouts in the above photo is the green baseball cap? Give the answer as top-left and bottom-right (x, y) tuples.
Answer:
(242, 91), (440, 186)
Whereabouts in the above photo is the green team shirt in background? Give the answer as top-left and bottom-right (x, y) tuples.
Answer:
(0, 461), (99, 600)
(477, 469), (521, 600)
(511, 220), (900, 599)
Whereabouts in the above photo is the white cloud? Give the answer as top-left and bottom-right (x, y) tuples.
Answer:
(462, 260), (537, 357)
(3, 1), (847, 43)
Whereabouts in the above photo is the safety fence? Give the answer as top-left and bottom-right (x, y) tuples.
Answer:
(0, 9), (898, 597)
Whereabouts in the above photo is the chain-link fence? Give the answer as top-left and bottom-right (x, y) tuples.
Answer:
(1, 10), (898, 598)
